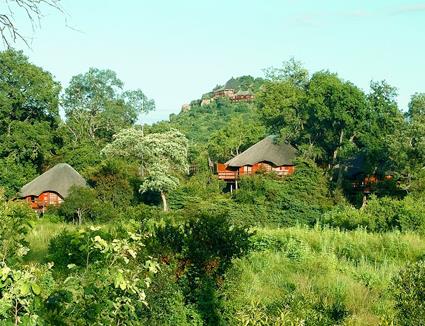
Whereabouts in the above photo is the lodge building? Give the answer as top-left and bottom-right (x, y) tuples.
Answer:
(217, 136), (297, 190)
(19, 163), (87, 212)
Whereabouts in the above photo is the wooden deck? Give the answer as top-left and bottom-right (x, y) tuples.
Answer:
(218, 169), (292, 180)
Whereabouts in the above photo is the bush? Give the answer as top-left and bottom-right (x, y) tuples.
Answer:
(0, 195), (36, 264)
(86, 159), (139, 207)
(58, 186), (146, 223)
(45, 225), (161, 324)
(0, 263), (55, 324)
(58, 186), (98, 224)
(322, 204), (371, 231)
(139, 266), (203, 325)
(392, 260), (425, 325)
(322, 195), (425, 234)
(48, 228), (112, 271)
(149, 209), (253, 325)
(168, 173), (226, 211)
(152, 210), (253, 278)
(232, 160), (333, 227)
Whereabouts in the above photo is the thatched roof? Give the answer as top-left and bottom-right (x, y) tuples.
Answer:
(225, 136), (297, 167)
(234, 90), (254, 96)
(19, 163), (87, 198)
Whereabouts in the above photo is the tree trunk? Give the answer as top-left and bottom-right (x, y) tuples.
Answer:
(77, 208), (82, 225)
(332, 129), (345, 163)
(160, 191), (168, 212)
(360, 194), (368, 210)
(330, 129), (345, 182)
(336, 163), (344, 189)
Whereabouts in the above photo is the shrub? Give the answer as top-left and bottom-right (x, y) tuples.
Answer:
(152, 210), (253, 278)
(58, 186), (140, 223)
(0, 263), (55, 324)
(322, 204), (371, 231)
(48, 228), (112, 271)
(392, 260), (425, 325)
(149, 209), (253, 324)
(86, 159), (138, 207)
(45, 226), (160, 324)
(232, 160), (333, 227)
(0, 195), (36, 264)
(322, 195), (425, 234)
(139, 266), (203, 325)
(58, 186), (98, 224)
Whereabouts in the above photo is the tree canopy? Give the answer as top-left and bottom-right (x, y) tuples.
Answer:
(0, 49), (61, 195)
(102, 128), (188, 211)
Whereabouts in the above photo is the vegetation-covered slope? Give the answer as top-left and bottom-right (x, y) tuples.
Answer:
(2, 51), (425, 325)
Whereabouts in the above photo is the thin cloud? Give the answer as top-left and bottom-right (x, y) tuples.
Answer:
(343, 10), (372, 18)
(293, 3), (425, 27)
(391, 3), (425, 15)
(293, 10), (372, 26)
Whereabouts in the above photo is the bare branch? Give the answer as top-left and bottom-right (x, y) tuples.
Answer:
(0, 0), (63, 48)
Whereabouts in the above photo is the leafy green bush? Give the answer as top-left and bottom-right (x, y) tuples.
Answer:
(322, 195), (425, 234)
(139, 266), (203, 325)
(392, 260), (425, 325)
(250, 233), (310, 260)
(0, 263), (55, 324)
(232, 160), (332, 227)
(86, 159), (140, 206)
(58, 185), (146, 223)
(0, 194), (36, 265)
(47, 227), (112, 271)
(149, 210), (253, 325)
(152, 210), (253, 277)
(45, 225), (160, 324)
(168, 172), (226, 210)
(58, 186), (98, 224)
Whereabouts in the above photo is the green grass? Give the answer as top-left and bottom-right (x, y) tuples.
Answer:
(220, 226), (425, 325)
(24, 219), (75, 264)
(23, 218), (135, 264)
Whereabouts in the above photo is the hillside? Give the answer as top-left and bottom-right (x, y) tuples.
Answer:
(1, 52), (425, 325)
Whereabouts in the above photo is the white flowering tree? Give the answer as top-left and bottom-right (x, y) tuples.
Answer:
(102, 128), (188, 211)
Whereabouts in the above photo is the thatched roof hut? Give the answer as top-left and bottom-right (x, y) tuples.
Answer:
(19, 163), (87, 199)
(225, 136), (297, 168)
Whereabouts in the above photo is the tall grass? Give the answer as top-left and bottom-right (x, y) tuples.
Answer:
(221, 226), (425, 325)
(24, 219), (75, 264)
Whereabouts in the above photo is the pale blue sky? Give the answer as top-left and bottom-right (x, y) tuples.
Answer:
(5, 0), (425, 123)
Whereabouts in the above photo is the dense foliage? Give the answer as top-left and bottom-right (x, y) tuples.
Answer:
(1, 51), (425, 324)
(392, 260), (425, 325)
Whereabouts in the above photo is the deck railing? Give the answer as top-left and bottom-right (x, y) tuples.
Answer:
(218, 169), (290, 180)
(218, 171), (239, 180)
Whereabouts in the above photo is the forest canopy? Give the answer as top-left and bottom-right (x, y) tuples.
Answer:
(1, 52), (425, 325)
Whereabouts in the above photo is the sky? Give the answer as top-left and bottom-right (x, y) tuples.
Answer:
(2, 0), (425, 123)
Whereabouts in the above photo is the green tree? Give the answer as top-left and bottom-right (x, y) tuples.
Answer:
(306, 72), (368, 168)
(257, 80), (307, 145)
(62, 68), (154, 144)
(358, 81), (404, 177)
(59, 186), (97, 224)
(264, 57), (309, 87)
(102, 128), (189, 211)
(208, 115), (266, 162)
(407, 92), (425, 119)
(0, 49), (61, 195)
(387, 92), (425, 191)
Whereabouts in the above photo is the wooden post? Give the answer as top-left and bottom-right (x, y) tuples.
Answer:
(230, 184), (233, 194)
(235, 180), (238, 190)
